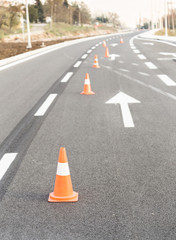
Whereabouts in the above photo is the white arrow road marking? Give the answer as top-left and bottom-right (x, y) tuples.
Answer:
(110, 43), (119, 47)
(143, 42), (154, 45)
(0, 153), (18, 181)
(157, 74), (176, 86)
(106, 92), (140, 128)
(109, 54), (120, 61)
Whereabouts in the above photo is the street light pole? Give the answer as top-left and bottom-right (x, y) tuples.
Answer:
(165, 0), (168, 36)
(25, 0), (32, 48)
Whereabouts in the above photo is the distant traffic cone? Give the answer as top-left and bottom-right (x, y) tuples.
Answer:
(81, 73), (95, 95)
(120, 37), (124, 44)
(104, 47), (110, 58)
(102, 40), (106, 47)
(92, 55), (100, 68)
(48, 147), (78, 202)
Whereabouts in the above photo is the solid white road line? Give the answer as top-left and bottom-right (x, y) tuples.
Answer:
(138, 72), (150, 76)
(74, 61), (82, 68)
(145, 62), (157, 69)
(138, 54), (146, 60)
(81, 54), (88, 59)
(34, 94), (57, 116)
(0, 153), (18, 181)
(61, 72), (73, 82)
(157, 74), (176, 86)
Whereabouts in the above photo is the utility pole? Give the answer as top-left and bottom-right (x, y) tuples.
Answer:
(165, 0), (168, 36)
(25, 0), (32, 48)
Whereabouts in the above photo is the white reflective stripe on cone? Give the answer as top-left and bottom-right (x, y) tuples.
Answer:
(84, 79), (90, 85)
(56, 162), (70, 176)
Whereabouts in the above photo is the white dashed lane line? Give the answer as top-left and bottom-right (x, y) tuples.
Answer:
(61, 72), (73, 83)
(138, 54), (146, 60)
(138, 72), (150, 76)
(119, 68), (130, 72)
(34, 94), (58, 116)
(87, 49), (92, 53)
(145, 62), (158, 69)
(74, 61), (82, 68)
(157, 74), (176, 86)
(0, 153), (18, 181)
(81, 54), (88, 59)
(133, 50), (140, 54)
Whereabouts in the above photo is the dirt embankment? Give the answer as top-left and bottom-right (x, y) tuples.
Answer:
(0, 28), (116, 60)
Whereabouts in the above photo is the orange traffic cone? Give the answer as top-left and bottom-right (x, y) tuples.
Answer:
(81, 73), (95, 95)
(120, 38), (124, 44)
(104, 47), (110, 58)
(92, 55), (100, 68)
(102, 40), (106, 47)
(48, 147), (78, 202)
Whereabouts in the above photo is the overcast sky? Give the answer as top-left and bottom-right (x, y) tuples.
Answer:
(81, 0), (166, 27)
(26, 0), (168, 27)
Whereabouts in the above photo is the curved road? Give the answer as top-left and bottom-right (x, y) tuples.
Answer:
(0, 31), (176, 239)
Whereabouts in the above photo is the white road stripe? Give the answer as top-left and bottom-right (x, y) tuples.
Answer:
(119, 68), (129, 72)
(0, 153), (18, 181)
(133, 50), (140, 54)
(132, 63), (139, 66)
(157, 74), (176, 86)
(91, 46), (96, 49)
(138, 54), (146, 60)
(131, 47), (136, 49)
(118, 60), (124, 63)
(120, 103), (134, 128)
(145, 62), (157, 69)
(61, 72), (73, 82)
(96, 44), (99, 47)
(87, 49), (92, 53)
(34, 94), (57, 116)
(74, 61), (82, 68)
(81, 54), (88, 59)
(138, 72), (150, 76)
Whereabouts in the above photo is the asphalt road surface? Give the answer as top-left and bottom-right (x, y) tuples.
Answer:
(0, 31), (176, 240)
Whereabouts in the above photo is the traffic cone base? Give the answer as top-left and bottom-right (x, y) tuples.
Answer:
(81, 90), (95, 95)
(48, 191), (78, 202)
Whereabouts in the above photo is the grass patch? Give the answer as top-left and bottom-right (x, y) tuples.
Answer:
(45, 22), (116, 37)
(155, 29), (176, 36)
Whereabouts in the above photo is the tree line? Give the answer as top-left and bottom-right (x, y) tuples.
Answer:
(29, 0), (91, 25)
(0, 0), (121, 32)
